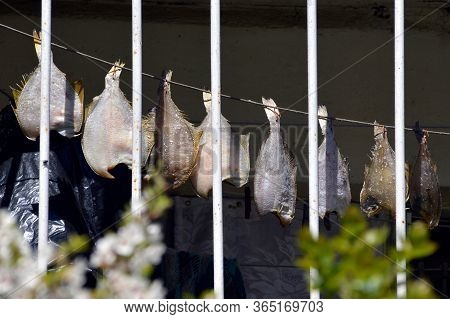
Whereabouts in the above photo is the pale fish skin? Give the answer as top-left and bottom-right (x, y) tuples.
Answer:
(409, 123), (441, 229)
(11, 30), (83, 140)
(190, 92), (250, 198)
(360, 123), (408, 217)
(155, 70), (202, 188)
(82, 62), (153, 179)
(318, 105), (351, 218)
(254, 98), (297, 226)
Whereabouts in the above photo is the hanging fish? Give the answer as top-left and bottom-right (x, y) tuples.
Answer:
(155, 70), (202, 188)
(409, 122), (441, 229)
(318, 105), (351, 218)
(11, 30), (84, 140)
(360, 122), (408, 217)
(82, 62), (153, 179)
(190, 92), (250, 198)
(254, 98), (297, 226)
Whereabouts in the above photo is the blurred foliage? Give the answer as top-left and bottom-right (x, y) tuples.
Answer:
(296, 205), (438, 299)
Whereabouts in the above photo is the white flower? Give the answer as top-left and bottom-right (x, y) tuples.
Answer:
(90, 235), (117, 268)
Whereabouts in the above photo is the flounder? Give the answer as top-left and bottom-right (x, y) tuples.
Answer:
(155, 70), (202, 188)
(360, 123), (408, 217)
(190, 92), (250, 197)
(11, 30), (84, 140)
(253, 98), (297, 226)
(409, 122), (441, 229)
(82, 62), (153, 179)
(318, 105), (351, 218)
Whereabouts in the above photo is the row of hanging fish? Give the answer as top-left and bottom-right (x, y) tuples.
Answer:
(8, 31), (442, 229)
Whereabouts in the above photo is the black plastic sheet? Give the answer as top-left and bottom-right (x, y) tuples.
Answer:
(0, 104), (130, 249)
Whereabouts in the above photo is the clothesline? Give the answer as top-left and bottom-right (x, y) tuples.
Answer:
(2, 22), (450, 136)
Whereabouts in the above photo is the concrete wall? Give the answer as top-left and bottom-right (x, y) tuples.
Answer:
(1, 2), (450, 207)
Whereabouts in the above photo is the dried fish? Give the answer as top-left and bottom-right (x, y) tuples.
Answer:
(11, 30), (84, 140)
(82, 62), (153, 179)
(254, 98), (297, 226)
(360, 123), (408, 217)
(409, 122), (441, 229)
(155, 70), (202, 188)
(190, 92), (250, 197)
(318, 105), (351, 218)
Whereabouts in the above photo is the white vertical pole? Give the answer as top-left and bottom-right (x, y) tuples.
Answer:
(131, 0), (142, 214)
(395, 0), (407, 298)
(307, 0), (320, 299)
(38, 0), (52, 273)
(211, 0), (224, 299)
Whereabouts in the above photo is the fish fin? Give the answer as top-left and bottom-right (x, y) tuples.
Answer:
(142, 111), (156, 165)
(261, 97), (280, 122)
(99, 169), (115, 180)
(33, 30), (42, 61)
(86, 95), (100, 116)
(433, 163), (438, 173)
(318, 105), (329, 136)
(10, 72), (31, 106)
(203, 91), (212, 113)
(11, 87), (21, 107)
(72, 80), (84, 105)
(363, 165), (369, 178)
(192, 128), (204, 163)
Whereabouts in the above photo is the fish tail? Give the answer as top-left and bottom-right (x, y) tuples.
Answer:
(203, 91), (212, 113)
(107, 61), (124, 79)
(373, 121), (386, 139)
(318, 105), (329, 136)
(33, 30), (42, 61)
(261, 97), (280, 122)
(414, 121), (427, 144)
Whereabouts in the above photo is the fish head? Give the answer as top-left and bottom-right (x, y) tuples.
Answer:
(105, 61), (124, 87)
(274, 206), (295, 227)
(360, 195), (382, 216)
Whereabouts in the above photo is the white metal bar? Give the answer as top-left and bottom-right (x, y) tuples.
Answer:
(395, 0), (407, 298)
(307, 0), (320, 299)
(131, 0), (142, 214)
(211, 0), (224, 299)
(38, 0), (52, 273)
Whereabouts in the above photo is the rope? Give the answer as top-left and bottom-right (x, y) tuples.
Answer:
(2, 23), (450, 136)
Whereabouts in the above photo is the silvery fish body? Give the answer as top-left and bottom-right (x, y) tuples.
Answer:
(318, 105), (351, 218)
(360, 123), (408, 217)
(254, 98), (297, 226)
(409, 123), (441, 229)
(82, 62), (153, 179)
(156, 70), (201, 188)
(190, 92), (250, 198)
(12, 30), (83, 140)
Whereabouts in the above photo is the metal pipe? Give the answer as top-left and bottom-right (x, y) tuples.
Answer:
(307, 0), (320, 299)
(211, 0), (224, 299)
(131, 0), (142, 214)
(38, 0), (52, 273)
(395, 0), (407, 298)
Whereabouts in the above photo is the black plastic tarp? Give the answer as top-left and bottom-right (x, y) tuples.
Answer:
(0, 104), (130, 250)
